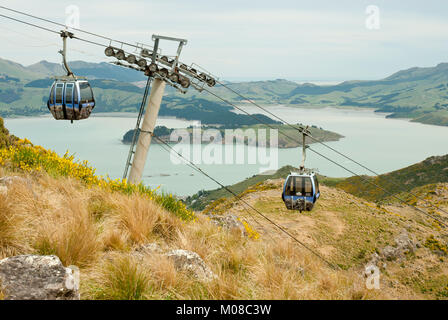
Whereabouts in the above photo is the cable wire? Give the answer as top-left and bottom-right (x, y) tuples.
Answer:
(0, 5), (145, 50)
(0, 13), (59, 35)
(150, 132), (340, 270)
(0, 10), (141, 62)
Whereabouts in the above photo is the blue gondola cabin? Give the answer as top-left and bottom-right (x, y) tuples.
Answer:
(282, 172), (320, 212)
(47, 79), (95, 121)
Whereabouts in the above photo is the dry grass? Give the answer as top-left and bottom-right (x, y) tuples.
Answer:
(0, 169), (446, 300)
(84, 254), (153, 300)
(0, 187), (32, 259)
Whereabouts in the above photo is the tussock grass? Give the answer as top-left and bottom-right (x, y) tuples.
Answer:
(0, 186), (32, 258)
(107, 193), (182, 244)
(33, 201), (101, 267)
(85, 254), (152, 300)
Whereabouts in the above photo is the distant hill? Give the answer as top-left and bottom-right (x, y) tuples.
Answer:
(186, 165), (297, 210)
(284, 63), (448, 126)
(0, 58), (280, 126)
(0, 58), (42, 80)
(24, 60), (146, 82)
(1, 57), (448, 126)
(324, 154), (448, 202)
(187, 154), (448, 210)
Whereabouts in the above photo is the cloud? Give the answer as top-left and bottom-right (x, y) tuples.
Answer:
(0, 0), (447, 80)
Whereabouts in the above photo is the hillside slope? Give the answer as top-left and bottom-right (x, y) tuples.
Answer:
(326, 155), (448, 202)
(187, 155), (448, 211)
(204, 179), (448, 299)
(286, 63), (448, 126)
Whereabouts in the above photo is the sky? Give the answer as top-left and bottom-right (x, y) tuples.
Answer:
(0, 0), (447, 81)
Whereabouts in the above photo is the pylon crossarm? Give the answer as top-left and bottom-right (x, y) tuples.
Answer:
(106, 34), (217, 94)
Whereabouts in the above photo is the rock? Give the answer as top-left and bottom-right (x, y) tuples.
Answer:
(130, 245), (217, 282)
(367, 252), (381, 265)
(364, 230), (417, 274)
(0, 255), (80, 300)
(209, 214), (247, 237)
(132, 243), (164, 260)
(135, 243), (163, 254)
(381, 246), (400, 261)
(394, 230), (415, 254)
(380, 231), (416, 261)
(364, 252), (382, 274)
(165, 249), (217, 282)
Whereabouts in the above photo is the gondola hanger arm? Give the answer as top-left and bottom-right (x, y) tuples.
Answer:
(59, 30), (75, 77)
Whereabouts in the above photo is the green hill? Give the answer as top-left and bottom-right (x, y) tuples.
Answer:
(0, 58), (282, 126)
(25, 60), (146, 82)
(324, 155), (448, 202)
(0, 58), (42, 80)
(186, 165), (297, 210)
(1, 57), (448, 126)
(187, 154), (448, 210)
(285, 63), (448, 126)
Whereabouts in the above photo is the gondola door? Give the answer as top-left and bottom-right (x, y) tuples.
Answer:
(64, 82), (75, 121)
(54, 82), (65, 120)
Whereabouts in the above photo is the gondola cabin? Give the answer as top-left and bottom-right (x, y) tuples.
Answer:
(47, 78), (95, 121)
(282, 172), (320, 212)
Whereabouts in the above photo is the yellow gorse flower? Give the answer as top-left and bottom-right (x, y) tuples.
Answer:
(0, 141), (195, 221)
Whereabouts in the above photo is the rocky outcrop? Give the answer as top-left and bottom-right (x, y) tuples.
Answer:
(0, 255), (80, 300)
(134, 243), (163, 255)
(365, 230), (417, 274)
(131, 244), (217, 282)
(209, 214), (247, 237)
(381, 230), (416, 261)
(131, 243), (164, 260)
(166, 249), (217, 282)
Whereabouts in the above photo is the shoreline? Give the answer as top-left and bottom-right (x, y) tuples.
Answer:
(3, 104), (447, 129)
